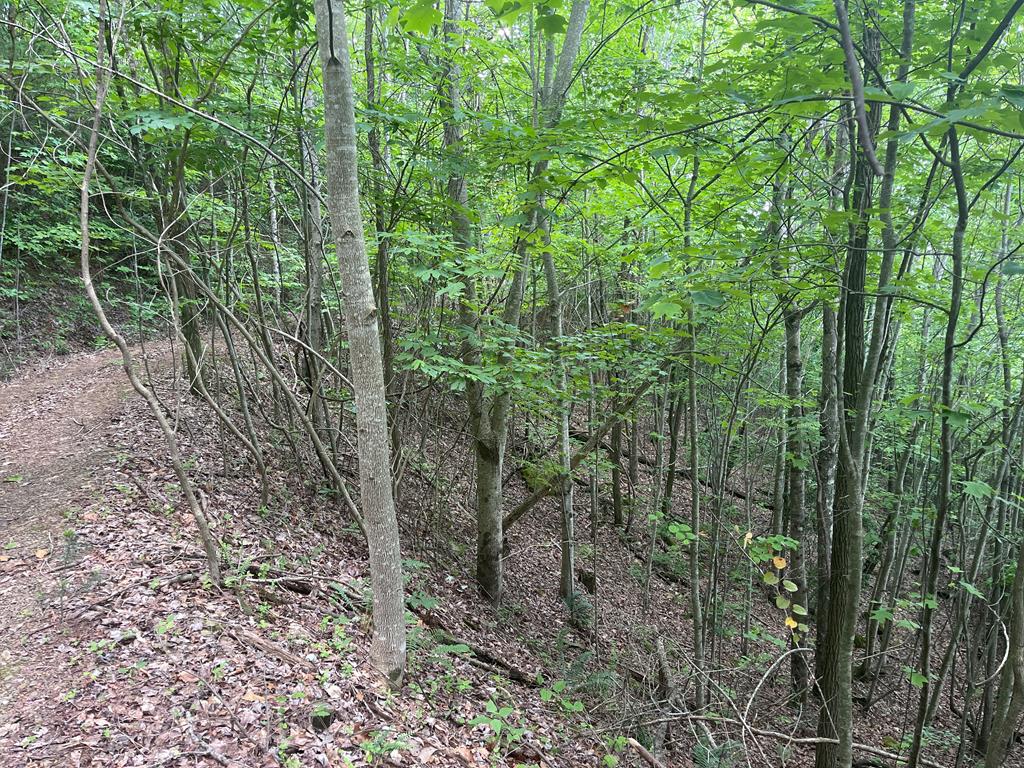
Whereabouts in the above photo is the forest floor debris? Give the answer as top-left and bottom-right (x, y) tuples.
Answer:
(0, 348), (606, 766)
(0, 346), (1012, 767)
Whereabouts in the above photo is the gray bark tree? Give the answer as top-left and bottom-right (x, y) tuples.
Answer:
(311, 0), (406, 684)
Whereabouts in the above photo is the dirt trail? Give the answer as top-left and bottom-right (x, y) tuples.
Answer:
(0, 346), (168, 748)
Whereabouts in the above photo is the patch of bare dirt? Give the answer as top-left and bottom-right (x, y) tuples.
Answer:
(0, 344), (170, 762)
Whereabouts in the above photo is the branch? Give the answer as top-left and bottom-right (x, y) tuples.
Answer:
(957, 0), (1024, 82)
(502, 376), (656, 531)
(626, 738), (667, 768)
(832, 0), (884, 177)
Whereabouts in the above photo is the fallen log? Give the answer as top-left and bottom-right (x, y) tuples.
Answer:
(503, 379), (655, 530)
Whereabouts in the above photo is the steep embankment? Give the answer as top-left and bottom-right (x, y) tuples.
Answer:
(0, 345), (981, 768)
(0, 347), (614, 767)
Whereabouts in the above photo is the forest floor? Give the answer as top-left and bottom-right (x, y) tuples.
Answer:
(0, 345), (615, 767)
(0, 344), (1009, 768)
(0, 346), (178, 763)
(0, 346), (153, 732)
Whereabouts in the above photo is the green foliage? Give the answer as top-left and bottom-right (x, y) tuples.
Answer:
(469, 699), (527, 749)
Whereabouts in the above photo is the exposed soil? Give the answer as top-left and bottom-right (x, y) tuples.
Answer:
(0, 346), (169, 760)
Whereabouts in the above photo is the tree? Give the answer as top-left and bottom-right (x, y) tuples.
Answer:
(311, 0), (406, 684)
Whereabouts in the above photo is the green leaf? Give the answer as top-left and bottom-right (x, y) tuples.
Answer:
(791, 603), (807, 616)
(1000, 85), (1024, 109)
(649, 300), (682, 318)
(648, 257), (673, 279)
(888, 81), (915, 100)
(775, 595), (790, 610)
(941, 408), (971, 428)
(435, 643), (472, 655)
(962, 480), (994, 499)
(870, 606), (894, 623)
(728, 30), (757, 50)
(762, 571), (779, 586)
(959, 581), (984, 599)
(782, 579), (798, 593)
(536, 10), (567, 34)
(906, 668), (928, 689)
(690, 289), (725, 308)
(401, 0), (441, 34)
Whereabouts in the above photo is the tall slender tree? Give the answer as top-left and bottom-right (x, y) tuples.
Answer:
(311, 0), (406, 684)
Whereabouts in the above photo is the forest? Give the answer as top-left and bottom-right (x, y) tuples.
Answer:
(2, 0), (1024, 766)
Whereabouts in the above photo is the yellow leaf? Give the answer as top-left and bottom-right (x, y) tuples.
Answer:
(773, 556), (787, 569)
(785, 616), (798, 630)
(34, 549), (48, 560)
(742, 532), (753, 548)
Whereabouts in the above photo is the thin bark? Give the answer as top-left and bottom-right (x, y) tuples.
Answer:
(312, 0), (406, 684)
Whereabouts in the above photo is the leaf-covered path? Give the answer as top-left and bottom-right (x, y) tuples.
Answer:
(0, 346), (168, 761)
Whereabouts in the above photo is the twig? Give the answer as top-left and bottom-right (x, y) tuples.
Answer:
(626, 737), (667, 768)
(230, 628), (313, 671)
(67, 571), (199, 620)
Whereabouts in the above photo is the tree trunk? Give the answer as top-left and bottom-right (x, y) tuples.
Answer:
(771, 348), (787, 536)
(783, 304), (808, 697)
(814, 302), (838, 684)
(687, 306), (705, 710)
(267, 169), (284, 311)
(541, 235), (575, 601)
(611, 419), (624, 526)
(364, 3), (400, 454)
(312, 0), (406, 684)
(815, 37), (882, 759)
